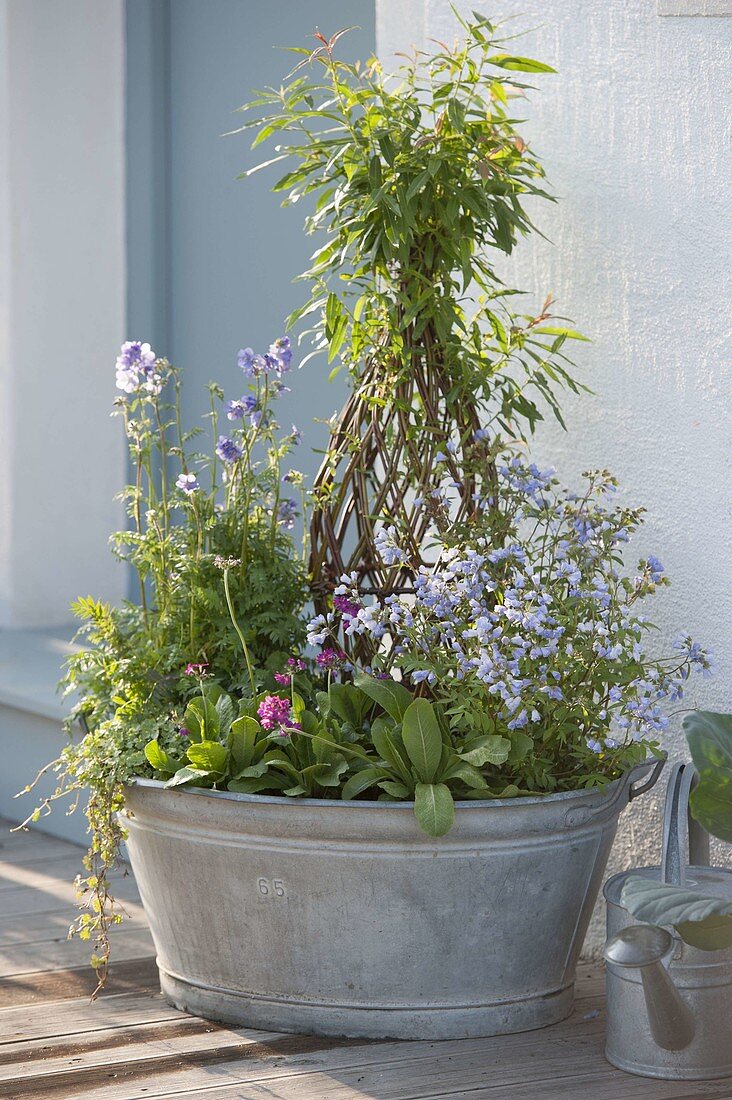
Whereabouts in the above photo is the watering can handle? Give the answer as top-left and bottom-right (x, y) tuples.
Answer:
(660, 762), (710, 888)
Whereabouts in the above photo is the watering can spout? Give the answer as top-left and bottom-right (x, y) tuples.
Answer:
(604, 925), (696, 1052)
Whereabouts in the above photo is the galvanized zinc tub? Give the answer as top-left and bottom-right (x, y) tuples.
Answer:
(123, 763), (658, 1040)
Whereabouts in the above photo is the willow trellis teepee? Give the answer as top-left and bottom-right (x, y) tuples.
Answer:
(239, 16), (584, 658)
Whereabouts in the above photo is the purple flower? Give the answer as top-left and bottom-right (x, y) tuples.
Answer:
(178, 727), (190, 739)
(176, 472), (199, 494)
(290, 425), (302, 446)
(316, 648), (344, 670)
(238, 347), (265, 378)
(334, 594), (361, 619)
(287, 657), (306, 671)
(277, 498), (298, 529)
(268, 336), (293, 375)
(274, 671), (291, 686)
(226, 395), (257, 420)
(115, 340), (161, 394)
(258, 694), (294, 731)
(216, 436), (243, 463)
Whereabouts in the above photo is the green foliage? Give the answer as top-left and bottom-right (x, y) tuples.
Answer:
(238, 16), (586, 436)
(24, 349), (308, 993)
(622, 711), (732, 951)
(142, 676), (529, 838)
(685, 711), (732, 843)
(621, 878), (732, 953)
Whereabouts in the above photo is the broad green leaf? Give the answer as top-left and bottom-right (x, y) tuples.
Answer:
(186, 740), (229, 776)
(184, 697), (220, 742)
(353, 672), (412, 723)
(328, 683), (366, 727)
(144, 740), (180, 778)
(228, 716), (260, 771)
(215, 693), (236, 737)
(165, 766), (213, 788)
(370, 721), (413, 787)
(414, 783), (455, 837)
(684, 711), (732, 842)
(402, 699), (443, 782)
(507, 732), (534, 766)
(459, 734), (511, 767)
(304, 759), (348, 788)
(441, 758), (488, 789)
(378, 779), (410, 798)
(621, 877), (732, 951)
(342, 766), (388, 800)
(232, 760), (269, 780)
(228, 776), (279, 794)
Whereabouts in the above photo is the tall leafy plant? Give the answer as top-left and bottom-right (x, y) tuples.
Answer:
(237, 14), (588, 654)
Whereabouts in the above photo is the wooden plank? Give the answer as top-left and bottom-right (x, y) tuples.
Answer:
(0, 909), (146, 948)
(0, 924), (155, 977)
(0, 1003), (605, 1098)
(0, 874), (143, 921)
(0, 834), (83, 866)
(0, 991), (181, 1044)
(0, 955), (159, 1008)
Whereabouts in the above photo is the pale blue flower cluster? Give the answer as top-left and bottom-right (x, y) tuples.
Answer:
(309, 458), (713, 761)
(238, 336), (293, 379)
(115, 341), (162, 395)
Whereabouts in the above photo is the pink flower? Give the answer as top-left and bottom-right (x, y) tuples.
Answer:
(257, 695), (294, 731)
(316, 648), (344, 670)
(274, 671), (291, 686)
(287, 657), (306, 671)
(334, 595), (361, 619)
(185, 662), (209, 677)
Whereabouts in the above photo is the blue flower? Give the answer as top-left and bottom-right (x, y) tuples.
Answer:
(238, 347), (265, 378)
(115, 340), (161, 394)
(277, 499), (298, 529)
(226, 395), (257, 420)
(176, 472), (199, 494)
(216, 436), (243, 463)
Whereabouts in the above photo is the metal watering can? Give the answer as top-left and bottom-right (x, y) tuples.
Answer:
(603, 762), (732, 1080)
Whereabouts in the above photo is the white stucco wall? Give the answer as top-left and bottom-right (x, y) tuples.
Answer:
(378, 1), (732, 950)
(0, 0), (127, 628)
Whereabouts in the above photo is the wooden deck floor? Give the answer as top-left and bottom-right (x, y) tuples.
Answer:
(1, 821), (730, 1100)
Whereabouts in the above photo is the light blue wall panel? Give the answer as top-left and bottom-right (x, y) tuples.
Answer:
(127, 0), (375, 475)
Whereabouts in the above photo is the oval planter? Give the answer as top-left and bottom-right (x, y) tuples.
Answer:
(122, 763), (659, 1040)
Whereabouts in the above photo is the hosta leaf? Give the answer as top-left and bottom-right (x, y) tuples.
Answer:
(353, 672), (412, 723)
(621, 877), (732, 951)
(402, 699), (443, 783)
(414, 783), (455, 837)
(684, 711), (732, 842)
